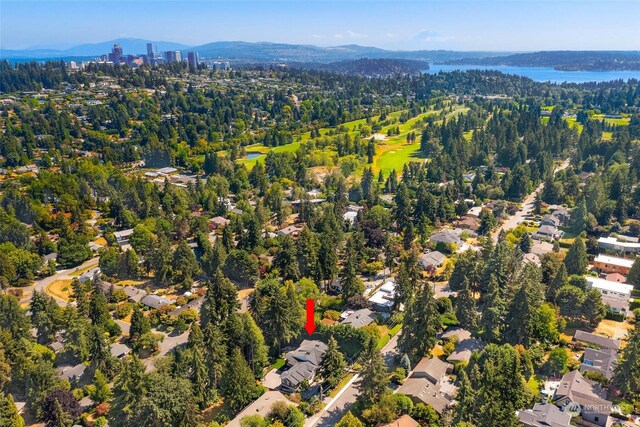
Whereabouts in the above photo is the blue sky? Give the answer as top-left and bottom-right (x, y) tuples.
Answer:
(2, 1), (640, 51)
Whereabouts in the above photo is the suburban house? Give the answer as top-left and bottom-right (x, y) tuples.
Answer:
(277, 225), (301, 237)
(369, 281), (396, 312)
(447, 339), (485, 363)
(540, 214), (562, 228)
(573, 330), (621, 352)
(113, 228), (134, 248)
(553, 370), (611, 427)
(281, 340), (328, 391)
(110, 343), (132, 359)
(598, 236), (640, 255)
(592, 254), (634, 276)
(343, 211), (358, 226)
(397, 357), (456, 414)
(419, 251), (446, 271)
(340, 308), (376, 329)
(429, 230), (463, 248)
(381, 415), (420, 427)
(456, 214), (480, 231)
(208, 216), (230, 230)
(58, 364), (86, 383)
(532, 225), (563, 241)
(579, 347), (618, 380)
(140, 294), (172, 309)
(518, 402), (571, 427)
(170, 297), (204, 317)
(585, 276), (632, 314)
(228, 391), (295, 427)
(123, 286), (147, 303)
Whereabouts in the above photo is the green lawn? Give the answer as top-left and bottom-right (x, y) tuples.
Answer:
(376, 142), (427, 175)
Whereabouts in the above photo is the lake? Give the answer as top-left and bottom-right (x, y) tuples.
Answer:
(245, 152), (263, 160)
(424, 64), (640, 84)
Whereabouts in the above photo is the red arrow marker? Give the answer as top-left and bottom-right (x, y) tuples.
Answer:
(304, 299), (316, 335)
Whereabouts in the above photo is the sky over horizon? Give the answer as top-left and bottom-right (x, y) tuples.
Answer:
(2, 0), (640, 52)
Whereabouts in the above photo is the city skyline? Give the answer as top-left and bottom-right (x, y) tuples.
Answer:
(2, 1), (640, 52)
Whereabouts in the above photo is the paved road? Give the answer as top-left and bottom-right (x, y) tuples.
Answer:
(491, 159), (570, 242)
(306, 332), (400, 427)
(20, 256), (100, 307)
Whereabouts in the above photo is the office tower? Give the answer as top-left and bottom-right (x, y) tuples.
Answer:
(187, 51), (200, 69)
(146, 43), (155, 66)
(164, 50), (182, 63)
(108, 43), (123, 63)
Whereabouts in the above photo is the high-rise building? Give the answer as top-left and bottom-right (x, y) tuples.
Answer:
(108, 43), (123, 63)
(164, 50), (182, 63)
(187, 51), (200, 69)
(146, 43), (155, 66)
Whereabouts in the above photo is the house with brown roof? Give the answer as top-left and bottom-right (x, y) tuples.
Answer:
(381, 415), (420, 427)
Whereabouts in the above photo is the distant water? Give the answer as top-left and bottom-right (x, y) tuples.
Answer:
(424, 64), (640, 84)
(245, 152), (263, 160)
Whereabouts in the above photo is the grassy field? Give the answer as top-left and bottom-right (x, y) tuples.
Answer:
(236, 105), (453, 170)
(372, 106), (468, 175)
(46, 279), (73, 301)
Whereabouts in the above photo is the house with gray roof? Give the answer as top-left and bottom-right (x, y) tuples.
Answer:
(140, 294), (172, 309)
(580, 347), (618, 380)
(397, 357), (456, 415)
(110, 343), (131, 359)
(281, 361), (317, 392)
(419, 251), (446, 271)
(285, 340), (327, 367)
(446, 337), (485, 363)
(518, 402), (571, 427)
(573, 330), (621, 351)
(123, 286), (147, 303)
(340, 308), (376, 329)
(429, 230), (463, 247)
(553, 370), (611, 427)
(58, 364), (86, 383)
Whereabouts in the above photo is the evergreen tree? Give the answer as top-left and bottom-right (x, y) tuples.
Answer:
(203, 322), (227, 396)
(547, 263), (568, 301)
(398, 284), (441, 357)
(0, 392), (24, 427)
(455, 279), (479, 331)
(200, 269), (239, 328)
(340, 244), (364, 300)
(319, 336), (346, 389)
(89, 370), (112, 403)
(221, 348), (262, 413)
(564, 238), (588, 275)
(357, 343), (388, 406)
(519, 232), (533, 254)
(273, 235), (300, 281)
(190, 345), (208, 408)
(571, 197), (588, 234)
(628, 257), (640, 289)
(505, 264), (544, 346)
(582, 288), (606, 326)
(613, 325), (640, 399)
(129, 306), (151, 346)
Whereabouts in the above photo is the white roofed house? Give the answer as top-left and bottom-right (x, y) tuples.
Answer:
(113, 228), (134, 248)
(597, 236), (640, 255)
(585, 276), (632, 315)
(592, 254), (634, 276)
